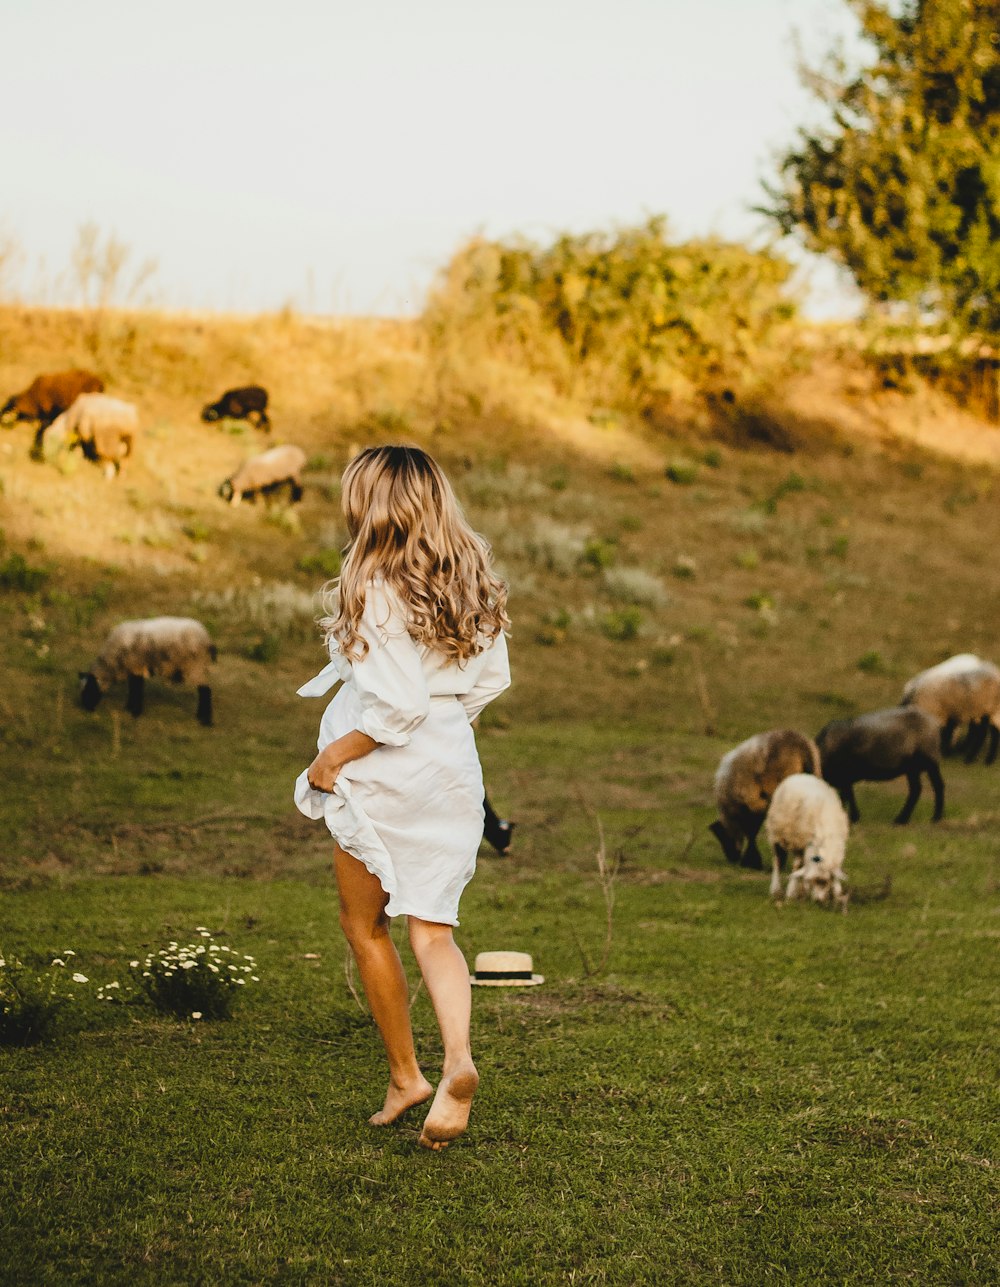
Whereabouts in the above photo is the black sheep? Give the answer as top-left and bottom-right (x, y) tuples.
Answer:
(201, 385), (270, 431)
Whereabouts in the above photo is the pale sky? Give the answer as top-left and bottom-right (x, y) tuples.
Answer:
(0, 0), (861, 316)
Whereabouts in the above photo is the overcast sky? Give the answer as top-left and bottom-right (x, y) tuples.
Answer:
(0, 0), (861, 316)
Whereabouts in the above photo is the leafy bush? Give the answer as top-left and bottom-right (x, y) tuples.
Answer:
(582, 537), (618, 571)
(665, 458), (699, 486)
(131, 929), (259, 1021)
(857, 649), (886, 675)
(424, 217), (796, 410)
(600, 607), (643, 641)
(0, 551), (48, 593)
(1, 949), (90, 1046)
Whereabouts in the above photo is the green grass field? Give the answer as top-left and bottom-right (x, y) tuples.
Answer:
(1, 311), (999, 1283)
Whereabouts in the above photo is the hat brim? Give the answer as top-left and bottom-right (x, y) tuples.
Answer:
(470, 974), (545, 987)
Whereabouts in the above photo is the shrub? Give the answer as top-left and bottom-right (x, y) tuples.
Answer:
(298, 548), (342, 579)
(131, 929), (259, 1021)
(0, 551), (48, 593)
(245, 633), (282, 664)
(603, 567), (668, 608)
(665, 458), (698, 486)
(1, 949), (91, 1047)
(582, 537), (618, 571)
(600, 607), (643, 641)
(857, 649), (886, 675)
(672, 556), (697, 580)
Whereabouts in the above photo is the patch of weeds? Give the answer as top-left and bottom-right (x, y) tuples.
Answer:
(264, 506), (302, 536)
(617, 514), (643, 533)
(672, 555), (697, 580)
(582, 537), (618, 571)
(244, 633), (282, 664)
(305, 454), (334, 472)
(857, 649), (886, 675)
(808, 690), (856, 712)
(364, 408), (411, 435)
(827, 534), (850, 559)
(298, 548), (342, 579)
(536, 609), (571, 646)
(943, 488), (978, 515)
(665, 458), (698, 485)
(590, 408), (622, 430)
(651, 645), (676, 667)
(603, 567), (668, 608)
(702, 447), (723, 469)
(0, 550), (49, 593)
(1, 949), (91, 1047)
(609, 461), (635, 483)
(744, 591), (775, 612)
(547, 469), (569, 492)
(219, 418), (247, 436)
(182, 521), (211, 543)
(128, 929), (259, 1022)
(901, 460), (924, 480)
(735, 549), (760, 570)
(600, 607), (643, 641)
(755, 471), (807, 515)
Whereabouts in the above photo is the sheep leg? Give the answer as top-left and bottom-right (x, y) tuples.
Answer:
(258, 411), (271, 433)
(985, 723), (1000, 767)
(925, 759), (945, 821)
(841, 783), (861, 823)
(196, 686), (213, 727)
(940, 717), (958, 756)
(708, 819), (741, 864)
(741, 816), (765, 870)
(290, 480), (304, 503)
(963, 716), (988, 764)
(893, 771), (922, 825)
(769, 843), (786, 899)
(126, 674), (145, 718)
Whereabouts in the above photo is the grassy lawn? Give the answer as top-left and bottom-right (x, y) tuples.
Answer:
(1, 309), (999, 1283)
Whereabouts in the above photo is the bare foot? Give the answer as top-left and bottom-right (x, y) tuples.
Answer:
(418, 1061), (479, 1150)
(368, 1075), (433, 1126)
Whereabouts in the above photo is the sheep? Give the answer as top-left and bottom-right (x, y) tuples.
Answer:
(709, 729), (821, 869)
(765, 774), (849, 909)
(202, 385), (270, 431)
(42, 393), (138, 477)
(1, 369), (104, 427)
(219, 444), (306, 506)
(816, 706), (944, 825)
(79, 617), (216, 726)
(901, 653), (1000, 764)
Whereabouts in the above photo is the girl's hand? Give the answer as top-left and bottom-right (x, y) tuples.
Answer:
(306, 744), (344, 793)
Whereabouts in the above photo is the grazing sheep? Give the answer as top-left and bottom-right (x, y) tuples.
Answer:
(709, 729), (821, 869)
(79, 617), (216, 726)
(816, 706), (944, 824)
(42, 393), (138, 477)
(901, 653), (1000, 764)
(219, 444), (306, 506)
(765, 774), (849, 909)
(202, 385), (270, 431)
(1, 369), (104, 427)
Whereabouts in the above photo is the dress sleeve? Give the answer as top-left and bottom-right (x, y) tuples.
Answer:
(350, 584), (430, 746)
(459, 632), (511, 723)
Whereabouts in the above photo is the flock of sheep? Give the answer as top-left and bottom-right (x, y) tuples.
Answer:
(0, 367), (307, 502)
(711, 653), (1000, 909)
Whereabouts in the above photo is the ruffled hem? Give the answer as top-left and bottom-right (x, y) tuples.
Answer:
(293, 770), (404, 916)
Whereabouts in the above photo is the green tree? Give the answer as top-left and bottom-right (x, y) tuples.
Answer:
(766, 0), (1000, 336)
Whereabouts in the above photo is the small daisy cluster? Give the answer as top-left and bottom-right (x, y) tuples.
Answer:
(1, 948), (91, 1046)
(128, 928), (260, 1021)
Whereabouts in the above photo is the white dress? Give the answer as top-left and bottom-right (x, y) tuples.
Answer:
(293, 581), (511, 925)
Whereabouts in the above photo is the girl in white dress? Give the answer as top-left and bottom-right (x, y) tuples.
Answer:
(294, 446), (510, 1149)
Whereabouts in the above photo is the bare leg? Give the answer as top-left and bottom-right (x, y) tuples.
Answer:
(333, 846), (432, 1125)
(408, 917), (478, 1151)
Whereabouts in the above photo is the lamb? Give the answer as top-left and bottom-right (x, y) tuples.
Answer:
(79, 617), (216, 726)
(765, 774), (849, 909)
(816, 706), (944, 824)
(1, 369), (104, 427)
(42, 393), (138, 477)
(202, 385), (270, 431)
(901, 653), (1000, 764)
(219, 444), (307, 506)
(709, 729), (821, 868)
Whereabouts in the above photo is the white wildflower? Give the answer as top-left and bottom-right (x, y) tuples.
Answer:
(129, 960), (139, 968)
(51, 958), (65, 967)
(191, 1011), (203, 1020)
(72, 973), (88, 983)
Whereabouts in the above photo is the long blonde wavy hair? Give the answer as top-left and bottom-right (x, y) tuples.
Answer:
(321, 445), (509, 662)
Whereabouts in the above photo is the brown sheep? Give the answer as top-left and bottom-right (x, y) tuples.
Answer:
(1, 369), (104, 427)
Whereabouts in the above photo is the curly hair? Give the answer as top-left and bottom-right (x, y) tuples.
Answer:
(320, 445), (509, 662)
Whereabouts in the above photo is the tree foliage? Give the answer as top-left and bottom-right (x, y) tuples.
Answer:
(766, 0), (1000, 336)
(424, 218), (795, 408)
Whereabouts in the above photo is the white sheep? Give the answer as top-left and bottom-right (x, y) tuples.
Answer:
(709, 729), (821, 868)
(42, 393), (138, 478)
(901, 653), (1000, 763)
(79, 617), (216, 725)
(219, 444), (307, 506)
(765, 774), (849, 909)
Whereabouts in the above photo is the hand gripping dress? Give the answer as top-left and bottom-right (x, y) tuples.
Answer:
(293, 581), (511, 925)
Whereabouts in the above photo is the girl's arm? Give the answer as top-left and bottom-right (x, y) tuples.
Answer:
(306, 729), (379, 793)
